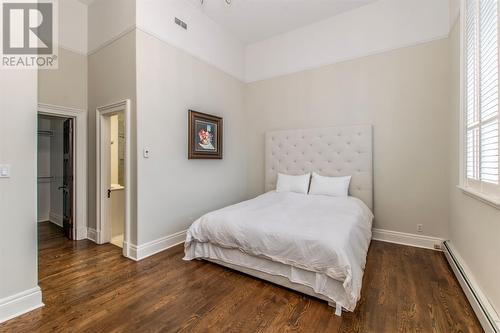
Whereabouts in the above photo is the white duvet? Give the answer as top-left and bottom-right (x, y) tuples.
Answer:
(184, 191), (373, 309)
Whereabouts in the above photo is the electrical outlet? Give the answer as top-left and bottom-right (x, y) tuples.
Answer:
(0, 164), (10, 178)
(417, 224), (423, 233)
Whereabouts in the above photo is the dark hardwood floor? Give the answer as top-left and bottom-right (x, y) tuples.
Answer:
(0, 222), (483, 333)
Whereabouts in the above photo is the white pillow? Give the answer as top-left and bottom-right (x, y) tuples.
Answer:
(276, 173), (310, 194)
(309, 172), (351, 197)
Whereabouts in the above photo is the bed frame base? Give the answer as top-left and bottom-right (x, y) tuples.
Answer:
(329, 302), (343, 316)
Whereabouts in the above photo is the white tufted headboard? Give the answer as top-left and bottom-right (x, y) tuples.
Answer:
(265, 125), (373, 211)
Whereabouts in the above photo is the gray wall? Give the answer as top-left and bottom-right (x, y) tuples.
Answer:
(38, 47), (88, 109)
(38, 47), (88, 228)
(448, 19), (500, 312)
(135, 30), (248, 244)
(88, 31), (138, 243)
(245, 38), (451, 238)
(0, 70), (39, 300)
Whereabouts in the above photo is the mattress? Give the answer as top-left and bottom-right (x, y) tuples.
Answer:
(184, 191), (373, 311)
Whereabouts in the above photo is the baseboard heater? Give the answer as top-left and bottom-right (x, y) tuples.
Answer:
(443, 241), (500, 333)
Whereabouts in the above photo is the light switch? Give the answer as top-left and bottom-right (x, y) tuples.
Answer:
(143, 148), (150, 158)
(0, 165), (10, 178)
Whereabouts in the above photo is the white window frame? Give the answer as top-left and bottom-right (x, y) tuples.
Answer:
(458, 0), (500, 209)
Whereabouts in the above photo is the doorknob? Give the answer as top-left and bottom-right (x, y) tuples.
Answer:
(58, 185), (67, 190)
(107, 189), (111, 198)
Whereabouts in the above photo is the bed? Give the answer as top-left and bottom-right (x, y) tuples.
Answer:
(184, 125), (373, 315)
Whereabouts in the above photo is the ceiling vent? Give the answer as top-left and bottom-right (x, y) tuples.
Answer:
(175, 17), (187, 30)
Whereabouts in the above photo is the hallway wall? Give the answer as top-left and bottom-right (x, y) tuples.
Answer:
(0, 70), (41, 320)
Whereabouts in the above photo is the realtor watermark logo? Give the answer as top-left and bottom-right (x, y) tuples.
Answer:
(1, 0), (58, 69)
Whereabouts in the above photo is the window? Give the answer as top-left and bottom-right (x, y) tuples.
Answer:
(462, 0), (500, 202)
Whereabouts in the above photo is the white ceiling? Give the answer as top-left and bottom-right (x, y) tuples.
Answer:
(187, 0), (378, 44)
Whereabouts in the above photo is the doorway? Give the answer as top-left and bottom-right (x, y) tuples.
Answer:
(37, 115), (74, 238)
(96, 100), (131, 258)
(37, 104), (88, 240)
(109, 113), (126, 247)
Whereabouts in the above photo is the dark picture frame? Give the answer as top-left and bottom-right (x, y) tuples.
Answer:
(188, 110), (223, 159)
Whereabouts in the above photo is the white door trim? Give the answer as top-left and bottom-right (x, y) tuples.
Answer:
(96, 100), (132, 259)
(38, 103), (88, 240)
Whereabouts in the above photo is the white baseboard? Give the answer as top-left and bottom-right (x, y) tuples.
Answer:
(0, 286), (44, 324)
(443, 241), (499, 333)
(372, 228), (444, 250)
(129, 230), (187, 261)
(37, 216), (49, 223)
(76, 226), (88, 241)
(130, 228), (439, 261)
(87, 227), (99, 243)
(49, 212), (63, 227)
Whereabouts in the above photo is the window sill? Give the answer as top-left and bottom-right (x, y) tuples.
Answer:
(457, 185), (500, 210)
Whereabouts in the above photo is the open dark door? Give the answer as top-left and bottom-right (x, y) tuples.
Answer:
(62, 118), (74, 239)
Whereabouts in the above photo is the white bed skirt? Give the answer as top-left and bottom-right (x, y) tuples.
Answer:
(184, 241), (354, 312)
